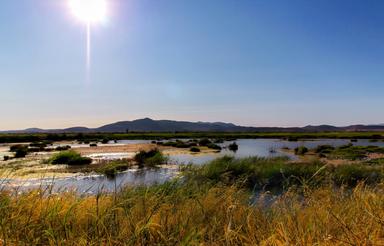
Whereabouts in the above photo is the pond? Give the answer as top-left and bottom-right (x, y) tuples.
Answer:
(0, 167), (179, 194)
(1, 138), (383, 193)
(169, 138), (383, 165)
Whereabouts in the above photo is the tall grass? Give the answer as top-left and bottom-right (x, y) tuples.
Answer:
(185, 156), (384, 189)
(0, 156), (383, 244)
(0, 181), (383, 244)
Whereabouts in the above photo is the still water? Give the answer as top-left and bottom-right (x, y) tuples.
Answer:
(1, 138), (383, 193)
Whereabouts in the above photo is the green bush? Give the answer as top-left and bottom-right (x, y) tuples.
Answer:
(10, 144), (28, 153)
(198, 138), (212, 146)
(55, 145), (71, 151)
(14, 149), (28, 158)
(160, 140), (195, 148)
(49, 151), (92, 165)
(206, 143), (222, 151)
(134, 149), (167, 168)
(228, 142), (238, 151)
(214, 139), (224, 144)
(294, 146), (308, 155)
(314, 145), (335, 154)
(190, 147), (201, 152)
(101, 138), (109, 144)
(29, 142), (47, 149)
(98, 160), (130, 178)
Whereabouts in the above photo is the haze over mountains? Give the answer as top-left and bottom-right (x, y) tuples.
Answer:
(1, 118), (384, 134)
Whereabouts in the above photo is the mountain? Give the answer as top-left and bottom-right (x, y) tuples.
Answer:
(302, 125), (340, 132)
(96, 118), (247, 132)
(1, 118), (384, 133)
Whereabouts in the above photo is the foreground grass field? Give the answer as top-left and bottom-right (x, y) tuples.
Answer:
(0, 157), (384, 245)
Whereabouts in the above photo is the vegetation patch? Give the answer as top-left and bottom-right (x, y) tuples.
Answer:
(158, 139), (222, 151)
(185, 156), (384, 189)
(190, 146), (201, 152)
(9, 144), (29, 158)
(228, 142), (238, 151)
(294, 146), (308, 155)
(314, 144), (384, 160)
(97, 160), (132, 178)
(158, 140), (197, 148)
(134, 149), (168, 168)
(49, 151), (92, 165)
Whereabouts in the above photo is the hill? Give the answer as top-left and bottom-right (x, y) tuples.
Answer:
(1, 118), (384, 133)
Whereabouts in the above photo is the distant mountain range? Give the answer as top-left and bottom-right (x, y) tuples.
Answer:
(1, 118), (384, 133)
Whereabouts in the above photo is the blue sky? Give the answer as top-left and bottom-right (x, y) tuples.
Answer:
(1, 0), (383, 130)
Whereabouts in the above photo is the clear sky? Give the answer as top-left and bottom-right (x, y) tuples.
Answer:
(1, 0), (383, 130)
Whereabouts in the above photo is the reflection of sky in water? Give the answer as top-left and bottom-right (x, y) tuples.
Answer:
(1, 168), (179, 194)
(169, 138), (369, 165)
(1, 138), (384, 193)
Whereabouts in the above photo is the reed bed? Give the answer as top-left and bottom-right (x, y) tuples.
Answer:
(0, 181), (383, 245)
(0, 156), (384, 245)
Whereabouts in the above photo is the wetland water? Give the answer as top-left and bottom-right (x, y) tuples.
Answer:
(1, 138), (383, 193)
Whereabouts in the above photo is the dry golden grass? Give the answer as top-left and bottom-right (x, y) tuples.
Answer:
(0, 181), (383, 245)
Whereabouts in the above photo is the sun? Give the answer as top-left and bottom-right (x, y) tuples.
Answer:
(69, 0), (107, 24)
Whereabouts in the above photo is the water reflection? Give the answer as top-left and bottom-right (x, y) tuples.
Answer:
(1, 138), (383, 192)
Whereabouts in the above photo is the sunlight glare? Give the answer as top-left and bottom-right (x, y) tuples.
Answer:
(69, 0), (107, 24)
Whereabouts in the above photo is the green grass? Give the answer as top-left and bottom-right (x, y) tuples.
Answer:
(133, 149), (168, 168)
(364, 158), (384, 165)
(0, 156), (384, 244)
(48, 150), (92, 165)
(315, 144), (384, 160)
(0, 178), (383, 244)
(184, 156), (384, 189)
(294, 146), (308, 155)
(97, 160), (132, 178)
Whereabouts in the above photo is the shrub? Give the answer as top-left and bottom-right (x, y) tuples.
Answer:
(27, 147), (41, 152)
(14, 148), (28, 158)
(10, 144), (28, 153)
(190, 147), (201, 152)
(29, 142), (47, 149)
(314, 145), (335, 154)
(214, 139), (224, 143)
(287, 136), (298, 141)
(198, 138), (212, 146)
(207, 143), (222, 151)
(134, 149), (167, 168)
(98, 160), (131, 178)
(145, 152), (168, 167)
(294, 146), (308, 155)
(228, 142), (238, 152)
(49, 151), (92, 165)
(160, 140), (195, 148)
(55, 145), (71, 151)
(101, 138), (109, 144)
